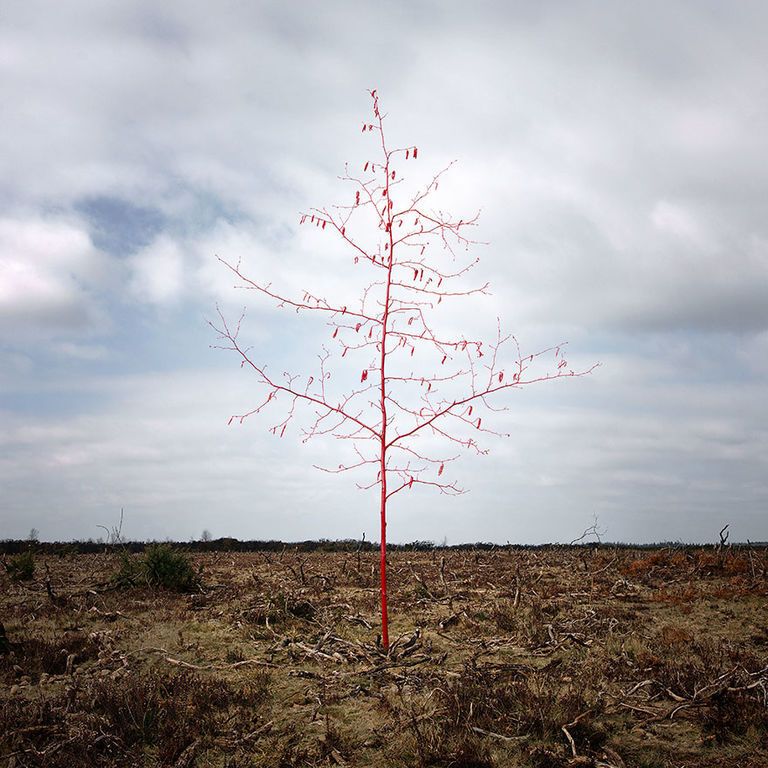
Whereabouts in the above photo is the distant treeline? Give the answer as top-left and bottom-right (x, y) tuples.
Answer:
(1, 538), (766, 556)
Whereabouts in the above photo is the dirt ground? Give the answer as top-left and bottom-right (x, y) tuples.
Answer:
(2, 545), (767, 767)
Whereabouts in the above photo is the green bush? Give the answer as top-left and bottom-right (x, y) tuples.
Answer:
(114, 545), (199, 592)
(6, 551), (35, 581)
(113, 550), (143, 589)
(143, 544), (199, 591)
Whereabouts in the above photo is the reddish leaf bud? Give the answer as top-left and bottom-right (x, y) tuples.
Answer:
(332, 328), (339, 339)
(498, 372), (504, 383)
(438, 463), (444, 476)
(361, 370), (368, 382)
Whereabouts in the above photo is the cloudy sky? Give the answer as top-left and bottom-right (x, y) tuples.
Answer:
(1, 1), (766, 545)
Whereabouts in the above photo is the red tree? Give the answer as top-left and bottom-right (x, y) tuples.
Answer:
(212, 91), (596, 650)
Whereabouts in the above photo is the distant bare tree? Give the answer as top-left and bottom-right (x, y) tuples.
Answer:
(716, 523), (730, 553)
(97, 508), (125, 549)
(569, 514), (606, 546)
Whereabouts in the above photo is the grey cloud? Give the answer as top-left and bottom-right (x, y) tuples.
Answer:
(1, 1), (766, 542)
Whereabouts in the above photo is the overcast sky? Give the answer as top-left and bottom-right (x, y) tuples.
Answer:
(1, 1), (766, 544)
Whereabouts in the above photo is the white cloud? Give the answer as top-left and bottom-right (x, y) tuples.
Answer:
(3, 2), (766, 336)
(651, 200), (710, 246)
(192, 222), (277, 307)
(0, 216), (105, 334)
(53, 342), (111, 360)
(129, 234), (184, 304)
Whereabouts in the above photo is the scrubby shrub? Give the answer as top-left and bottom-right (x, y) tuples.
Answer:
(702, 688), (768, 745)
(113, 545), (200, 592)
(6, 550), (35, 581)
(0, 632), (99, 683)
(113, 550), (142, 588)
(143, 544), (199, 591)
(0, 669), (271, 767)
(390, 661), (604, 767)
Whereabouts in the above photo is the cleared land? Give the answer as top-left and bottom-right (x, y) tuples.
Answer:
(2, 545), (767, 767)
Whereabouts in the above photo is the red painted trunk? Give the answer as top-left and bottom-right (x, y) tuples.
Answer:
(379, 472), (389, 650)
(214, 88), (595, 660)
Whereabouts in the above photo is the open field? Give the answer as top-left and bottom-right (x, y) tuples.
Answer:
(2, 545), (767, 767)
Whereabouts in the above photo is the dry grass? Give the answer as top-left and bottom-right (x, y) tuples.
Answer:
(1, 545), (767, 767)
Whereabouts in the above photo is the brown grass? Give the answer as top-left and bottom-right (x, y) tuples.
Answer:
(1, 545), (767, 767)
